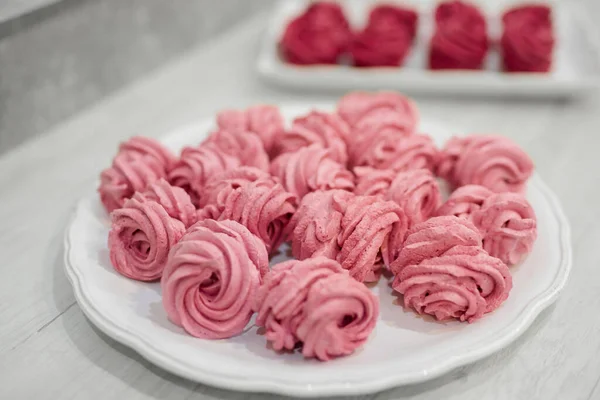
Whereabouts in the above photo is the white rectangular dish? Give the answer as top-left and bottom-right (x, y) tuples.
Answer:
(257, 0), (600, 98)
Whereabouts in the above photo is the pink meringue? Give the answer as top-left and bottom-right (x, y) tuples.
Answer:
(270, 144), (355, 199)
(436, 184), (493, 218)
(355, 168), (442, 227)
(351, 133), (439, 172)
(394, 245), (512, 323)
(289, 190), (354, 260)
(347, 109), (413, 168)
(168, 143), (240, 207)
(387, 170), (442, 226)
(205, 129), (269, 171)
(253, 257), (379, 361)
(338, 195), (408, 282)
(337, 91), (419, 132)
(162, 219), (269, 339)
(389, 215), (482, 277)
(435, 136), (463, 181)
(216, 105), (285, 156)
(109, 198), (186, 281)
(275, 110), (350, 165)
(198, 178), (297, 253)
(118, 136), (177, 172)
(437, 135), (534, 193)
(472, 192), (537, 265)
(199, 166), (271, 208)
(298, 272), (379, 361)
(99, 153), (167, 213)
(353, 167), (393, 197)
(132, 179), (197, 228)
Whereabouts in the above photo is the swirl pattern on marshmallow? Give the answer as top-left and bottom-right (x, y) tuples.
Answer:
(368, 4), (419, 41)
(389, 215), (482, 277)
(355, 168), (441, 227)
(347, 109), (413, 167)
(279, 2), (352, 66)
(168, 143), (240, 207)
(429, 0), (488, 70)
(394, 245), (512, 322)
(435, 136), (463, 182)
(390, 169), (442, 225)
(289, 189), (353, 260)
(109, 198), (185, 281)
(436, 184), (493, 218)
(133, 178), (197, 228)
(354, 167), (395, 197)
(216, 105), (285, 156)
(351, 6), (414, 67)
(276, 111), (349, 165)
(206, 129), (269, 171)
(352, 133), (439, 172)
(118, 136), (177, 172)
(198, 178), (297, 253)
(437, 135), (534, 193)
(270, 144), (355, 199)
(253, 257), (379, 361)
(99, 153), (166, 213)
(338, 195), (408, 282)
(337, 91), (419, 131)
(472, 192), (537, 265)
(162, 219), (269, 339)
(199, 167), (272, 209)
(298, 272), (379, 361)
(501, 5), (554, 73)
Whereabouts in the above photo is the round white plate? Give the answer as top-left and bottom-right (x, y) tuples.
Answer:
(64, 104), (572, 398)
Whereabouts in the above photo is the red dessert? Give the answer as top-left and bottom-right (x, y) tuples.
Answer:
(168, 144), (240, 207)
(253, 257), (379, 361)
(370, 4), (419, 42)
(501, 5), (554, 73)
(280, 2), (352, 65)
(429, 1), (488, 70)
(351, 5), (417, 67)
(275, 110), (350, 165)
(436, 135), (534, 194)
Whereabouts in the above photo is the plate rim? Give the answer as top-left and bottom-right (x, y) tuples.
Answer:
(64, 118), (572, 398)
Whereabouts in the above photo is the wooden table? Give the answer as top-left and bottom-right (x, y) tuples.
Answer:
(1, 14), (599, 400)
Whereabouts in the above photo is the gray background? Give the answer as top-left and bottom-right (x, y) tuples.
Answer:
(0, 0), (273, 153)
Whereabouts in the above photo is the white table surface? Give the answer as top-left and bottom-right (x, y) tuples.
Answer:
(1, 12), (600, 400)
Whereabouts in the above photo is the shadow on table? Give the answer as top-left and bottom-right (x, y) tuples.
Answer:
(52, 219), (556, 400)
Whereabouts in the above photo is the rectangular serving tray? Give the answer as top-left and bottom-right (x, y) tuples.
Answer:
(257, 0), (600, 98)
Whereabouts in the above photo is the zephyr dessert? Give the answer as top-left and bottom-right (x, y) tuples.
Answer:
(351, 4), (418, 67)
(275, 110), (350, 165)
(277, 1), (556, 75)
(279, 1), (352, 66)
(437, 185), (538, 265)
(436, 134), (534, 193)
(429, 0), (489, 70)
(162, 219), (269, 339)
(501, 4), (555, 73)
(217, 105), (285, 157)
(99, 90), (539, 361)
(253, 257), (379, 361)
(270, 144), (355, 199)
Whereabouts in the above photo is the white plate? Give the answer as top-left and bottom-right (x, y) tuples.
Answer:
(257, 0), (600, 98)
(64, 104), (572, 397)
